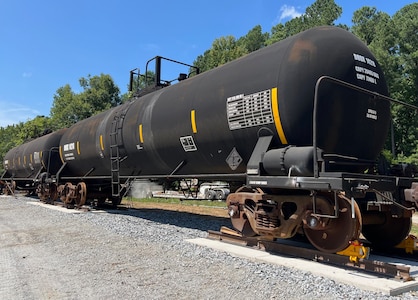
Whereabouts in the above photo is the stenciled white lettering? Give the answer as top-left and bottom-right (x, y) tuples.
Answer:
(353, 53), (379, 85)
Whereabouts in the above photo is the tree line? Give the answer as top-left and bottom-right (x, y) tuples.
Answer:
(1, 0), (417, 173)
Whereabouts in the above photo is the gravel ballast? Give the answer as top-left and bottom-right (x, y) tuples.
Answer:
(0, 195), (417, 299)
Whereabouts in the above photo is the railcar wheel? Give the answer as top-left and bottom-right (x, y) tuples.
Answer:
(75, 182), (87, 208)
(303, 195), (362, 253)
(37, 186), (47, 202)
(61, 182), (74, 207)
(50, 183), (58, 202)
(362, 212), (412, 249)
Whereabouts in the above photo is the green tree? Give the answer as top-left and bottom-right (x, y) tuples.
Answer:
(194, 25), (271, 74)
(391, 3), (418, 158)
(266, 23), (287, 46)
(192, 50), (212, 74)
(352, 7), (384, 45)
(195, 0), (344, 72)
(0, 124), (21, 172)
(50, 74), (121, 128)
(303, 0), (342, 27)
(267, 0), (343, 44)
(193, 36), (247, 73)
(78, 74), (121, 113)
(351, 7), (397, 153)
(17, 116), (53, 142)
(351, 6), (396, 81)
(352, 4), (418, 161)
(237, 25), (269, 52)
(210, 36), (247, 65)
(50, 84), (87, 128)
(121, 70), (157, 102)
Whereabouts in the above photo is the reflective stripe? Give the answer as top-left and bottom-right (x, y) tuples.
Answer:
(271, 87), (288, 145)
(100, 135), (104, 151)
(191, 110), (197, 133)
(139, 124), (144, 143)
(77, 141), (81, 155)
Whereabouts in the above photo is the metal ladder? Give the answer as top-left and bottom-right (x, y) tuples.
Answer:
(110, 112), (126, 198)
(109, 102), (134, 200)
(110, 119), (120, 197)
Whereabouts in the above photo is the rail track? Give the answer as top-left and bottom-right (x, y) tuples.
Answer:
(207, 228), (417, 282)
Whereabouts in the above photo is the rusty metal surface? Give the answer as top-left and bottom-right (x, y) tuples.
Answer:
(226, 190), (364, 253)
(58, 182), (87, 209)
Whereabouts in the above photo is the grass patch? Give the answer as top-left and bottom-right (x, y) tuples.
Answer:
(123, 197), (226, 208)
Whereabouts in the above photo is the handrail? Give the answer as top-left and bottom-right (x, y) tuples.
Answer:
(145, 56), (200, 87)
(313, 76), (418, 178)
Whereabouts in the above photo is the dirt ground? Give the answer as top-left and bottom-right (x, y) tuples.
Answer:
(121, 200), (230, 218)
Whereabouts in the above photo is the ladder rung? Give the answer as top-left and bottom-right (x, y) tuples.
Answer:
(111, 117), (121, 198)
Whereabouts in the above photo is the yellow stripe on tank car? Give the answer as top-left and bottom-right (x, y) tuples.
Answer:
(100, 135), (104, 151)
(77, 141), (81, 155)
(139, 124), (144, 143)
(271, 87), (288, 145)
(191, 110), (197, 134)
(30, 153), (33, 164)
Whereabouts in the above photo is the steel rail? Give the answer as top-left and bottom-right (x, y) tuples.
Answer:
(207, 230), (412, 281)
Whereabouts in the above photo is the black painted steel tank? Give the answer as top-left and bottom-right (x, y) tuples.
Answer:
(3, 129), (66, 178)
(59, 26), (390, 178)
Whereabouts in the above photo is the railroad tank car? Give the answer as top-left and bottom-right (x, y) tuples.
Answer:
(2, 129), (66, 193)
(59, 26), (389, 178)
(3, 26), (417, 254)
(54, 26), (417, 254)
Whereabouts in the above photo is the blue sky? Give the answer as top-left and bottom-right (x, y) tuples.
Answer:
(0, 0), (415, 127)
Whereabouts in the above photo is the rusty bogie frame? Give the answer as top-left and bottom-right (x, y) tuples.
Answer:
(2, 180), (16, 195)
(59, 182), (87, 209)
(227, 189), (312, 239)
(36, 182), (58, 203)
(226, 188), (363, 253)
